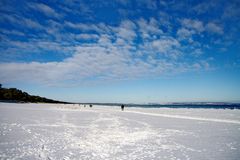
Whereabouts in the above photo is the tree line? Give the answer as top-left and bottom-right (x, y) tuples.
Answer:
(0, 84), (67, 103)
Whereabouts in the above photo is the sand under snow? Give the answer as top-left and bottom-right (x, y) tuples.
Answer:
(0, 103), (240, 160)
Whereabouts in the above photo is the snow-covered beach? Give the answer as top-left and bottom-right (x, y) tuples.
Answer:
(0, 103), (240, 160)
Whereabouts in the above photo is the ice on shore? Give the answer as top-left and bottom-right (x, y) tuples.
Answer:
(0, 103), (240, 160)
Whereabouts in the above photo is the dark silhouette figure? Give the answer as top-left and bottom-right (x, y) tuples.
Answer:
(90, 104), (92, 107)
(121, 104), (124, 111)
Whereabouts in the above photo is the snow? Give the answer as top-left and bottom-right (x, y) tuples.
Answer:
(0, 103), (240, 160)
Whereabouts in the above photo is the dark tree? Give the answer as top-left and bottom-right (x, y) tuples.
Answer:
(0, 86), (66, 103)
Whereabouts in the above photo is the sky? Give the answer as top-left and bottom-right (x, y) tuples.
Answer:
(0, 0), (240, 103)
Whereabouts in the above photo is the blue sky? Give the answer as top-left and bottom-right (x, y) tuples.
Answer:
(0, 0), (240, 103)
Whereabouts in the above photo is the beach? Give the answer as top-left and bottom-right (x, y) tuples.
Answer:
(0, 103), (240, 160)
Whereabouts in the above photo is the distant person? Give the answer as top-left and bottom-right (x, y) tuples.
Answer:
(90, 104), (92, 108)
(121, 104), (124, 111)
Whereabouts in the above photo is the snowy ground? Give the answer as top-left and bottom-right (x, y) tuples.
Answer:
(0, 103), (240, 160)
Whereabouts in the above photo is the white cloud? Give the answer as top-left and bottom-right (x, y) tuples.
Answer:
(181, 18), (204, 33)
(0, 14), (44, 30)
(139, 35), (181, 60)
(0, 29), (25, 36)
(28, 2), (62, 19)
(137, 18), (163, 38)
(192, 1), (216, 14)
(192, 48), (203, 56)
(117, 27), (136, 41)
(181, 19), (224, 35)
(98, 34), (112, 45)
(115, 38), (126, 46)
(0, 33), (192, 86)
(158, 11), (172, 31)
(64, 21), (109, 33)
(109, 20), (137, 42)
(177, 28), (195, 40)
(75, 34), (99, 40)
(0, 45), (146, 85)
(1, 0), (238, 88)
(151, 38), (180, 54)
(3, 39), (75, 57)
(0, 17), (213, 86)
(206, 22), (223, 34)
(24, 18), (44, 30)
(120, 20), (136, 30)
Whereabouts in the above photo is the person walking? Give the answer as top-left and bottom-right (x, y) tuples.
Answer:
(121, 104), (124, 111)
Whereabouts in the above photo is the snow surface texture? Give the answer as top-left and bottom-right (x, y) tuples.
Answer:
(0, 103), (240, 160)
